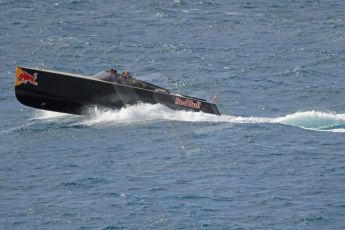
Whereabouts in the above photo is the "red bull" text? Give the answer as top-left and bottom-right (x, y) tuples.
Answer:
(175, 97), (201, 109)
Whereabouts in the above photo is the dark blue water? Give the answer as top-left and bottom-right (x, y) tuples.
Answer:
(1, 0), (345, 229)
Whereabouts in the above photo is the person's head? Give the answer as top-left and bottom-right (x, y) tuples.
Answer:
(123, 71), (129, 77)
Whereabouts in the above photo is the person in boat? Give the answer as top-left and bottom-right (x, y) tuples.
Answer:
(110, 68), (118, 75)
(104, 68), (121, 83)
(121, 71), (131, 78)
(119, 71), (133, 85)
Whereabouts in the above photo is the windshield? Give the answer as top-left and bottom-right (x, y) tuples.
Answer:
(92, 70), (113, 80)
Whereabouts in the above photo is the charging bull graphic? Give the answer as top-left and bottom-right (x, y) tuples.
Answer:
(16, 68), (38, 86)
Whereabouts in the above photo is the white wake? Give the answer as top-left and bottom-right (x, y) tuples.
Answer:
(33, 104), (345, 132)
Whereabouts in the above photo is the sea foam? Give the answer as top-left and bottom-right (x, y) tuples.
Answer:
(33, 104), (345, 132)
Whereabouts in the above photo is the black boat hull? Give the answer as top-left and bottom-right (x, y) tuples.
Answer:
(15, 67), (221, 115)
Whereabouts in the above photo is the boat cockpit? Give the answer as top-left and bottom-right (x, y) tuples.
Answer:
(92, 70), (169, 93)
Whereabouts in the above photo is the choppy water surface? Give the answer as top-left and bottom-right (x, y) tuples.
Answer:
(1, 0), (345, 229)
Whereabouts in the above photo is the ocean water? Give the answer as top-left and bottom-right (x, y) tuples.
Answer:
(1, 0), (345, 229)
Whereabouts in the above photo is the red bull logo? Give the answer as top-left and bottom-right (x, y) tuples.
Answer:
(15, 68), (38, 86)
(175, 97), (201, 109)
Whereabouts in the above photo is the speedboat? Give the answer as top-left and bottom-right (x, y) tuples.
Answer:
(14, 67), (221, 115)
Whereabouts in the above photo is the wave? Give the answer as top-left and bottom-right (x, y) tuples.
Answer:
(32, 104), (345, 133)
(273, 111), (345, 132)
